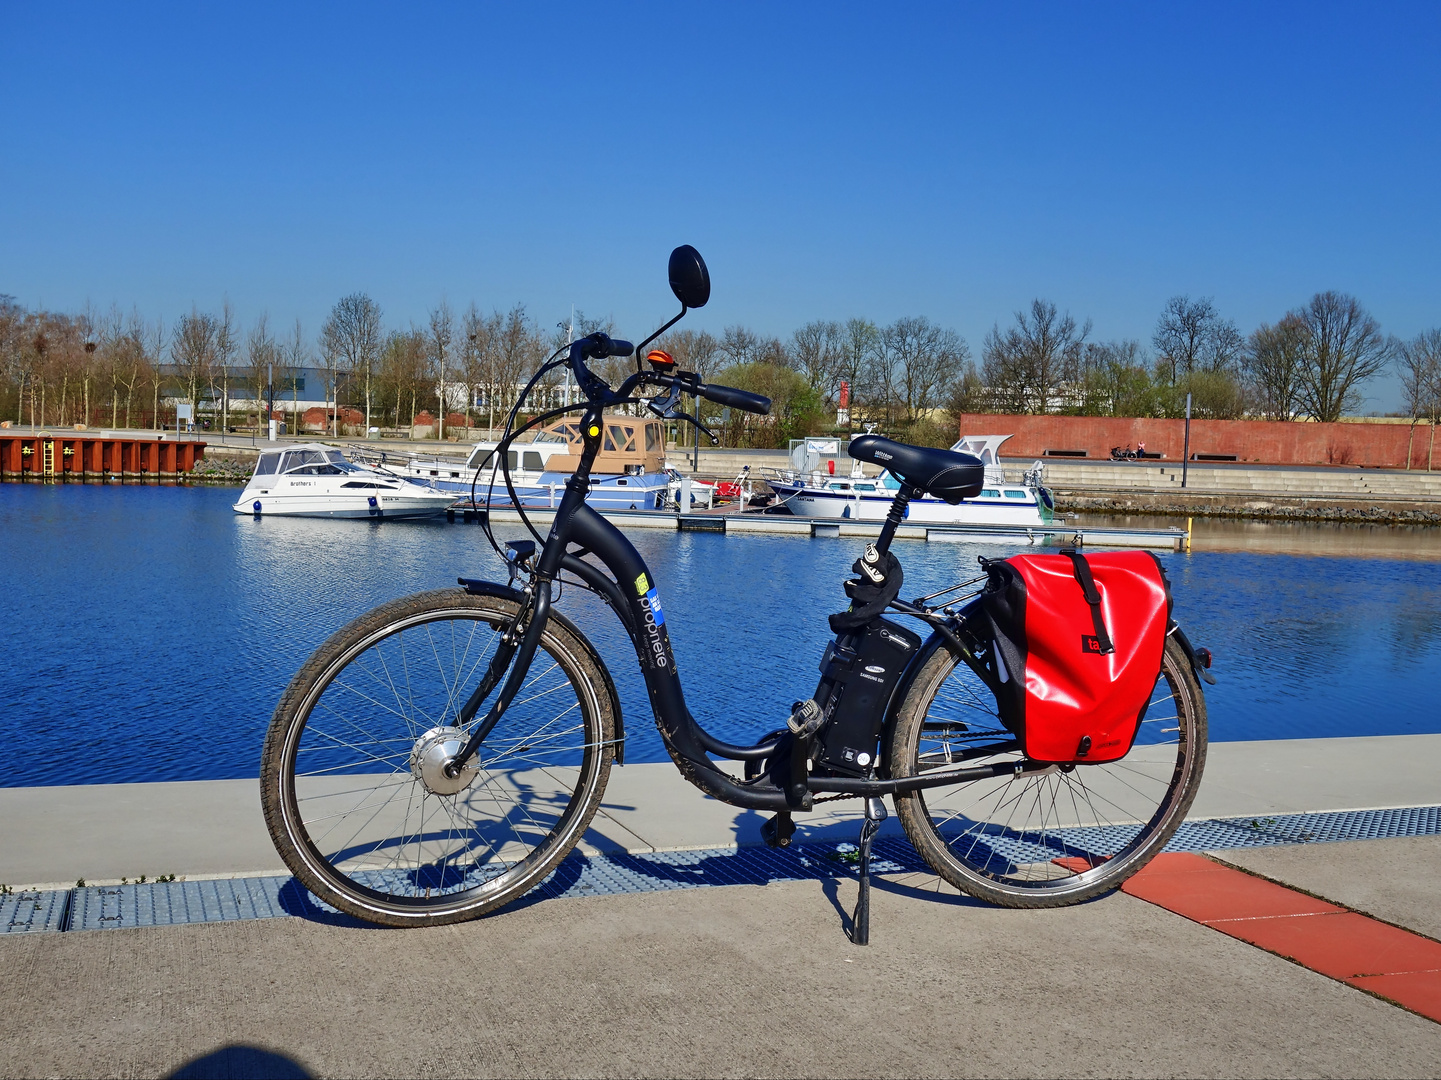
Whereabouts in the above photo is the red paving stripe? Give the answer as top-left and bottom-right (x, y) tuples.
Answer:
(1122, 852), (1441, 1024)
(1349, 972), (1441, 1021)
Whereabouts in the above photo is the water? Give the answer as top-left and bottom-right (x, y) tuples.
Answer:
(2, 484), (1440, 788)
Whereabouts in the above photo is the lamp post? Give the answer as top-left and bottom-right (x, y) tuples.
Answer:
(83, 340), (96, 428)
(1181, 392), (1192, 489)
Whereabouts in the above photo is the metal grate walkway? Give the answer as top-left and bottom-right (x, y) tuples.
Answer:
(4, 804), (1437, 935)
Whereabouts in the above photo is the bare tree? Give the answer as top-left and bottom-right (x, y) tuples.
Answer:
(491, 304), (543, 422)
(99, 308), (152, 428)
(982, 299), (1091, 414)
(320, 293), (383, 436)
(245, 315), (278, 431)
(1152, 296), (1242, 382)
(833, 318), (880, 426)
(378, 327), (428, 431)
(281, 320), (310, 426)
(1396, 328), (1441, 468)
(172, 308), (219, 426)
(427, 301), (454, 439)
(789, 320), (841, 398)
(719, 325), (766, 367)
(209, 301), (237, 433)
(880, 316), (968, 423)
(0, 296), (28, 424)
(1246, 315), (1306, 421)
(1293, 291), (1391, 423)
(463, 304), (501, 432)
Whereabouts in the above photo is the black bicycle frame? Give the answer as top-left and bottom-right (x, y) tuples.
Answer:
(442, 400), (1024, 813)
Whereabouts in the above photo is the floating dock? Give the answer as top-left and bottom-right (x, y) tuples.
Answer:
(0, 431), (207, 483)
(448, 504), (1188, 550)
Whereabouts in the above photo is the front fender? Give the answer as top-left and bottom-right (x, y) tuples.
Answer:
(458, 577), (627, 764)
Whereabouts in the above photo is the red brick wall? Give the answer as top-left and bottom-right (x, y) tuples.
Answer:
(957, 414), (1441, 469)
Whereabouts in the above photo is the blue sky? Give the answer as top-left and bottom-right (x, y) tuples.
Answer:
(3, 2), (1438, 410)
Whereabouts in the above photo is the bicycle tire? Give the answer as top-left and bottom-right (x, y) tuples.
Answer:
(260, 587), (616, 926)
(890, 634), (1206, 907)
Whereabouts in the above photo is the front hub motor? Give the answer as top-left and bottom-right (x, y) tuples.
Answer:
(410, 726), (480, 796)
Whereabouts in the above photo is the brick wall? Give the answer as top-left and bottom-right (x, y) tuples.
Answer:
(957, 414), (1441, 469)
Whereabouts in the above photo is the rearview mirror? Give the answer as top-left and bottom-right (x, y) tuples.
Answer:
(668, 245), (711, 309)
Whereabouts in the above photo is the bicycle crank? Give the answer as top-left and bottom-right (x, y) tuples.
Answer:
(410, 726), (481, 796)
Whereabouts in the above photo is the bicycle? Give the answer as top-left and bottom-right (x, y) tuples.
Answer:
(260, 247), (1212, 943)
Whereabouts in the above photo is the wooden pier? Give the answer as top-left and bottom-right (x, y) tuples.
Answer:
(0, 431), (208, 484)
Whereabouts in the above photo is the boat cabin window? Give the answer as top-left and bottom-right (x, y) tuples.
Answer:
(980, 488), (1001, 498)
(644, 424), (661, 452)
(523, 451), (543, 471)
(281, 449), (332, 473)
(255, 453), (281, 475)
(325, 450), (347, 465)
(1004, 490), (1029, 499)
(604, 425), (636, 453)
(508, 451), (518, 470)
(855, 483), (877, 492)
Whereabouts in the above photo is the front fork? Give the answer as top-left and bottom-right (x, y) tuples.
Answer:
(443, 578), (552, 779)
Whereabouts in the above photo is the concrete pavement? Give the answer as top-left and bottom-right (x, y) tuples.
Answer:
(3, 840), (1441, 1079)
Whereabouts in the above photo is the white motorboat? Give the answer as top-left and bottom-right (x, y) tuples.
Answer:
(765, 434), (1055, 527)
(376, 416), (701, 511)
(233, 444), (458, 519)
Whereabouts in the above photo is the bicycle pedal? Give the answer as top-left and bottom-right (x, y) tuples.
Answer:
(786, 699), (824, 738)
(761, 812), (796, 849)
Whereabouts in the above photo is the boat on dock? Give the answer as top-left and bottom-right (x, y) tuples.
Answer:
(232, 444), (458, 519)
(375, 415), (708, 511)
(765, 434), (1055, 531)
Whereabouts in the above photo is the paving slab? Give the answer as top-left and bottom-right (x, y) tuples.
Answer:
(1190, 734), (1441, 819)
(2, 876), (1440, 1078)
(3, 734), (1439, 887)
(1218, 835), (1441, 940)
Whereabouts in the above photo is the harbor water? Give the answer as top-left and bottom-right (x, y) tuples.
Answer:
(2, 484), (1439, 787)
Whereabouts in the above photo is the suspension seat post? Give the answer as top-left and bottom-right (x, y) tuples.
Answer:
(873, 484), (916, 556)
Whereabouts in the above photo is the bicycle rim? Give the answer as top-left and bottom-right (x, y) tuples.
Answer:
(893, 636), (1205, 905)
(265, 593), (612, 922)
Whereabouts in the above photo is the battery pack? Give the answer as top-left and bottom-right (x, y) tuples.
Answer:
(815, 617), (922, 775)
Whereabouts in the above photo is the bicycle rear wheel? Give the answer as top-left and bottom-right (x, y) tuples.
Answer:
(260, 587), (616, 926)
(890, 634), (1206, 907)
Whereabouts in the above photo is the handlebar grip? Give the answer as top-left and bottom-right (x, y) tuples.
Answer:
(702, 383), (771, 415)
(582, 334), (634, 359)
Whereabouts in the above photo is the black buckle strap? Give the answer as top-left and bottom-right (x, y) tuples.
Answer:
(1062, 550), (1114, 655)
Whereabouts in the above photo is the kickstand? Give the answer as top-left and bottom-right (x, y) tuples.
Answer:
(849, 796), (888, 946)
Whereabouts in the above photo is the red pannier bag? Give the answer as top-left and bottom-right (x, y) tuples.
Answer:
(979, 550), (1173, 764)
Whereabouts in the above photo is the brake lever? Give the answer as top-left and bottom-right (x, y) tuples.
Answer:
(677, 410), (720, 445)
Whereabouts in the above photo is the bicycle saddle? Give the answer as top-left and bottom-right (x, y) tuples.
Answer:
(847, 436), (985, 504)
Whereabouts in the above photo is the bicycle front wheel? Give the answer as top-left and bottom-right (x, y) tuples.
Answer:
(260, 587), (616, 926)
(890, 634), (1206, 907)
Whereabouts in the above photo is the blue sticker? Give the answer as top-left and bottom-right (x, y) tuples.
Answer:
(645, 588), (665, 626)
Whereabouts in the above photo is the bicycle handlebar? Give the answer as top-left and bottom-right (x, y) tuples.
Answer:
(700, 383), (771, 415)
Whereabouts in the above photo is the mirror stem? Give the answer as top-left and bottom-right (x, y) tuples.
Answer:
(633, 305), (688, 364)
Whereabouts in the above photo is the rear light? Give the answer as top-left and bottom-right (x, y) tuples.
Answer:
(1195, 647), (1212, 669)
